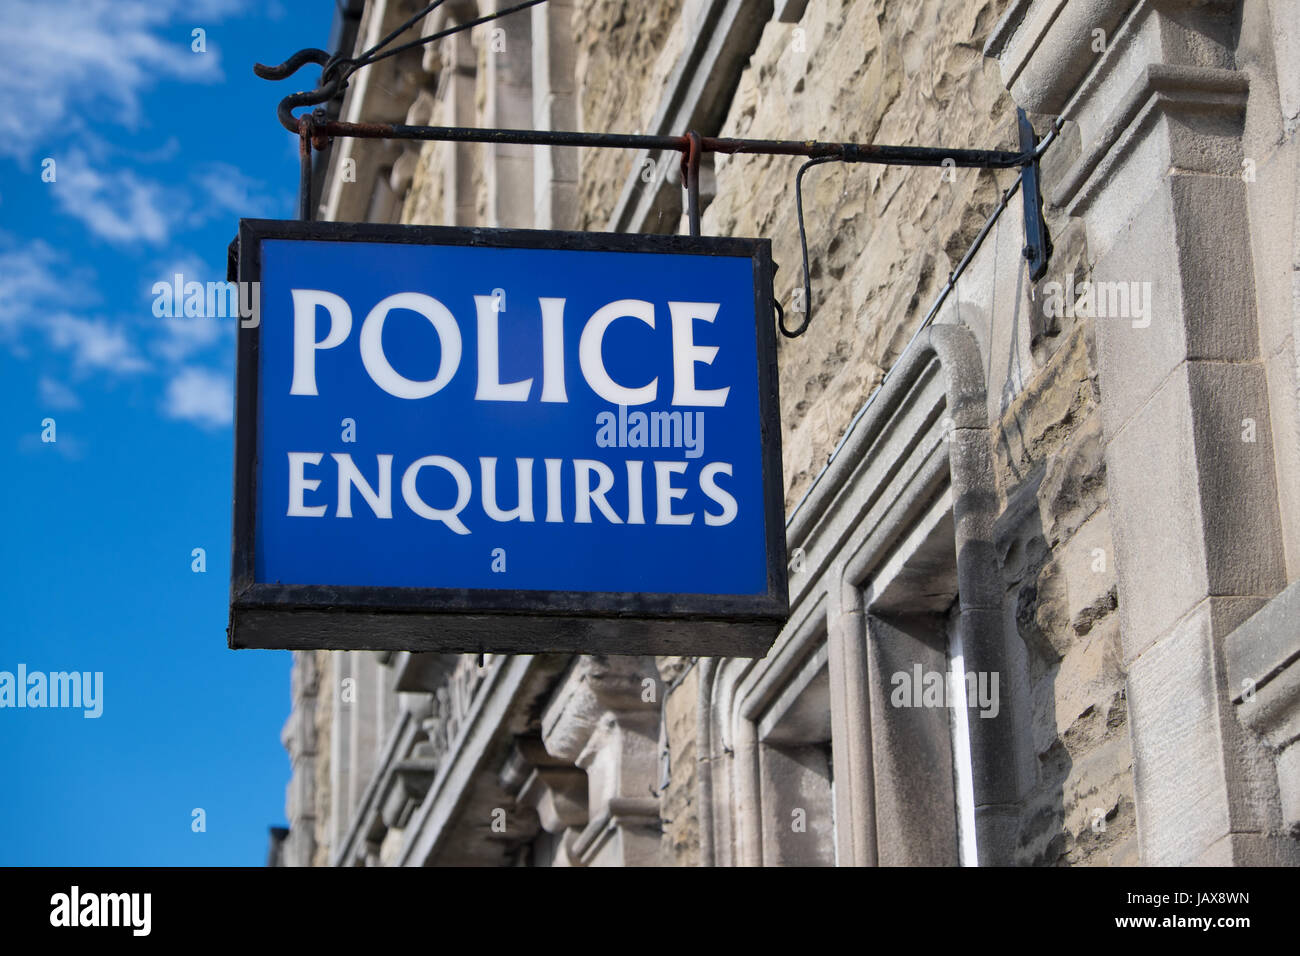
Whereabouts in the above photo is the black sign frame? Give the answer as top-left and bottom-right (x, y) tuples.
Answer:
(229, 218), (787, 657)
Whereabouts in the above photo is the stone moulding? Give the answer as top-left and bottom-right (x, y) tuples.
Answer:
(786, 325), (991, 583)
(987, 0), (1139, 114)
(1054, 63), (1249, 216)
(711, 320), (1026, 865)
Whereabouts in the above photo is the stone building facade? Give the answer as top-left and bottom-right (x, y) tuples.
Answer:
(273, 0), (1300, 866)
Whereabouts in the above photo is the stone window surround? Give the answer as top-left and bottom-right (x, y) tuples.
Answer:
(703, 322), (1029, 866)
(867, 489), (974, 866)
(708, 594), (830, 866)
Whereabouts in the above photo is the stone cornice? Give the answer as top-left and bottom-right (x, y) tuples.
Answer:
(987, 0), (1240, 118)
(1055, 63), (1248, 214)
(986, 0), (1138, 113)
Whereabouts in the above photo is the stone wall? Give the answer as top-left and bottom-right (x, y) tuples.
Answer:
(573, 0), (686, 230)
(403, 139), (451, 226)
(656, 657), (699, 865)
(993, 319), (1135, 865)
(285, 0), (1167, 866)
(701, 0), (1017, 510)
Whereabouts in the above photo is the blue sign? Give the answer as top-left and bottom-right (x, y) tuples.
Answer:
(230, 221), (786, 656)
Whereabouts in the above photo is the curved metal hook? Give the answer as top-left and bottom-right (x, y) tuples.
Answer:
(255, 48), (349, 133)
(275, 80), (345, 133)
(780, 156), (840, 338)
(253, 47), (330, 81)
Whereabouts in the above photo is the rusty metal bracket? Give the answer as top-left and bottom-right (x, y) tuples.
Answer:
(254, 23), (1058, 338)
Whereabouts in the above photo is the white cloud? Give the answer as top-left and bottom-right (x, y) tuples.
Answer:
(163, 366), (233, 428)
(0, 234), (148, 374)
(50, 151), (173, 245)
(192, 163), (277, 220)
(0, 235), (150, 375)
(0, 0), (244, 160)
(0, 240), (94, 336)
(46, 314), (150, 374)
(155, 315), (230, 362)
(0, 235), (236, 432)
(48, 152), (276, 245)
(38, 376), (82, 410)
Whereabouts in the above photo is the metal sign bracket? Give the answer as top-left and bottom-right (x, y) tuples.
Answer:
(252, 39), (1057, 338)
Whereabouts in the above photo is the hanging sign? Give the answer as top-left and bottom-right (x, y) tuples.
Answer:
(229, 219), (787, 655)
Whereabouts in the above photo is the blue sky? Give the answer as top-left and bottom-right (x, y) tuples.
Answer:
(0, 0), (333, 865)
